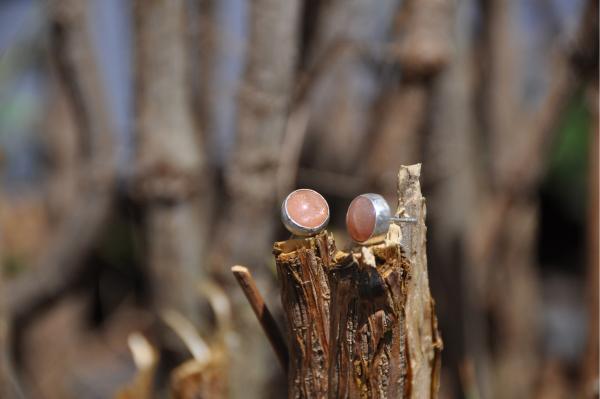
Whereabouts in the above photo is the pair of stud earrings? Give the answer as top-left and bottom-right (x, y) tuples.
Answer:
(281, 189), (416, 244)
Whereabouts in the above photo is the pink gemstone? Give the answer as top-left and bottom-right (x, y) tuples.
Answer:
(346, 196), (376, 242)
(286, 189), (329, 229)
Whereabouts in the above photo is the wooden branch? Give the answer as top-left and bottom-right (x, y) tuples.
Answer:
(223, 0), (301, 209)
(7, 0), (116, 318)
(134, 0), (211, 323)
(483, 0), (521, 186)
(504, 0), (598, 194)
(0, 258), (24, 398)
(231, 266), (289, 373)
(581, 82), (599, 398)
(368, 0), (455, 201)
(211, 1), (302, 396)
(423, 6), (491, 396)
(134, 0), (208, 195)
(327, 245), (410, 398)
(469, 0), (599, 269)
(190, 0), (218, 156)
(460, 3), (598, 397)
(273, 232), (337, 397)
(394, 164), (443, 398)
(367, 81), (429, 201)
(395, 0), (454, 76)
(304, 0), (399, 175)
(272, 165), (441, 398)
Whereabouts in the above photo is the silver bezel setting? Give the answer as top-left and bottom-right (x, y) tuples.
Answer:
(281, 189), (330, 236)
(349, 193), (392, 245)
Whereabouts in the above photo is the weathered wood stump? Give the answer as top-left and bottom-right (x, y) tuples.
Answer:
(273, 164), (442, 399)
(327, 244), (410, 398)
(274, 231), (339, 398)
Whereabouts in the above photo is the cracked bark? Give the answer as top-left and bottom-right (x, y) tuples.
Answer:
(274, 165), (441, 399)
(274, 232), (337, 398)
(328, 244), (410, 399)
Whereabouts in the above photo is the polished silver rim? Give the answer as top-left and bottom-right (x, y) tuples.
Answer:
(353, 193), (392, 244)
(281, 189), (330, 236)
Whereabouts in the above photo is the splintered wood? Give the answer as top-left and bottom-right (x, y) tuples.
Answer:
(274, 232), (337, 398)
(273, 164), (442, 399)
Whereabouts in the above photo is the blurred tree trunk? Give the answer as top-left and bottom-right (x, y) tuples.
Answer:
(419, 0), (596, 396)
(190, 0), (217, 158)
(134, 0), (211, 324)
(44, 74), (79, 224)
(306, 0), (398, 174)
(492, 2), (599, 398)
(462, 0), (594, 396)
(578, 4), (599, 395)
(214, 0), (300, 275)
(367, 5), (457, 392)
(2, 1), (117, 396)
(0, 247), (23, 398)
(488, 202), (541, 399)
(7, 0), (116, 319)
(210, 0), (301, 397)
(368, 0), (453, 202)
(424, 1), (487, 396)
(477, 2), (541, 397)
(582, 82), (599, 398)
(368, 81), (428, 200)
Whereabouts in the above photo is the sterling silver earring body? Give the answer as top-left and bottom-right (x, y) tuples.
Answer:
(281, 189), (330, 236)
(346, 193), (416, 244)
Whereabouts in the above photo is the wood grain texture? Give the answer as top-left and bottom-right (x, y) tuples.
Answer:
(273, 165), (441, 399)
(328, 245), (410, 399)
(274, 232), (337, 398)
(395, 164), (442, 399)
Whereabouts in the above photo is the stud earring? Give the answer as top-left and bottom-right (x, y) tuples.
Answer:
(281, 189), (330, 236)
(346, 193), (416, 244)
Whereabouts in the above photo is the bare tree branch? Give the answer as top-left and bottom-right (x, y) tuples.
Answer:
(133, 0), (213, 323)
(7, 0), (117, 318)
(210, 0), (301, 397)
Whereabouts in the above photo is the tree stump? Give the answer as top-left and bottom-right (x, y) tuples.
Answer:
(273, 164), (442, 398)
(274, 231), (339, 398)
(327, 244), (410, 398)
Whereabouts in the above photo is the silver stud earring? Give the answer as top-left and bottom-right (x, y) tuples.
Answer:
(346, 193), (416, 244)
(281, 189), (330, 236)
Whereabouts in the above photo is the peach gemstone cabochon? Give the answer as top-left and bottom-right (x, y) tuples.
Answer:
(346, 195), (376, 242)
(285, 189), (329, 229)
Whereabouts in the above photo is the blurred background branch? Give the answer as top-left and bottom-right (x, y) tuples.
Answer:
(0, 0), (596, 397)
(7, 0), (117, 321)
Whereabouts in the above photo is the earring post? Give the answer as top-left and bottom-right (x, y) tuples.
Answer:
(390, 216), (418, 223)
